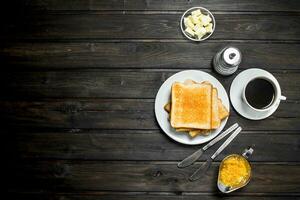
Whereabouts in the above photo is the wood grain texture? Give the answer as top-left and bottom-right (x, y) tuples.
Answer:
(2, 14), (300, 40)
(2, 70), (299, 99)
(3, 0), (300, 198)
(9, 192), (300, 200)
(2, 42), (300, 70)
(10, 161), (300, 193)
(124, 0), (300, 12)
(10, 129), (300, 162)
(14, 0), (300, 11)
(1, 99), (299, 130)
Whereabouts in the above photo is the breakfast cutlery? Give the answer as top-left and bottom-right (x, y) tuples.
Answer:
(178, 123), (239, 168)
(189, 126), (242, 181)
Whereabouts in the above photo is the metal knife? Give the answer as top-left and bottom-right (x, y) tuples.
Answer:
(189, 126), (242, 181)
(178, 123), (239, 168)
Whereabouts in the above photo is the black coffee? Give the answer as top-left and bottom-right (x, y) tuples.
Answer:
(245, 78), (275, 109)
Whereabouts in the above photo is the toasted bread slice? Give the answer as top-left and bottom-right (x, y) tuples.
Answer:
(175, 127), (208, 137)
(167, 100), (227, 121)
(171, 82), (212, 129)
(201, 81), (220, 129)
(211, 88), (220, 129)
(164, 79), (228, 137)
(164, 102), (171, 112)
(184, 79), (221, 129)
(184, 79), (197, 85)
(174, 79), (196, 131)
(183, 80), (228, 120)
(166, 102), (196, 131)
(184, 80), (214, 132)
(189, 99), (229, 137)
(189, 129), (210, 137)
(201, 82), (229, 121)
(218, 98), (229, 120)
(176, 128), (203, 131)
(169, 99), (228, 136)
(176, 128), (195, 132)
(164, 80), (205, 114)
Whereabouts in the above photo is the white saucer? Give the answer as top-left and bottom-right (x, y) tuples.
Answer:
(155, 70), (229, 145)
(230, 68), (280, 120)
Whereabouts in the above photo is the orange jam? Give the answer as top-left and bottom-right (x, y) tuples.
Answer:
(219, 155), (251, 188)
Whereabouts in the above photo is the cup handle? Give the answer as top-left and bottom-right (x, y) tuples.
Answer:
(280, 95), (287, 101)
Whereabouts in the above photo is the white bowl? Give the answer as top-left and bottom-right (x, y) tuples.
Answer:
(180, 7), (216, 42)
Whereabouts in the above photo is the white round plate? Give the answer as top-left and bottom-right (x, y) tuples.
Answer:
(230, 68), (280, 120)
(155, 70), (229, 145)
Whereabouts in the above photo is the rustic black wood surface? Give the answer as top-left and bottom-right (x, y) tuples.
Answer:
(3, 1), (300, 199)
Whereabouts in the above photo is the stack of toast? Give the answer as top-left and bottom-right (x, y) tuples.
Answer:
(164, 79), (229, 138)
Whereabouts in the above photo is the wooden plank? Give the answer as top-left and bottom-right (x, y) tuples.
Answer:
(2, 14), (300, 40)
(2, 70), (299, 99)
(1, 99), (299, 130)
(21, 0), (124, 11)
(2, 42), (300, 70)
(10, 161), (300, 193)
(124, 0), (300, 12)
(9, 192), (300, 200)
(15, 0), (300, 12)
(11, 129), (300, 162)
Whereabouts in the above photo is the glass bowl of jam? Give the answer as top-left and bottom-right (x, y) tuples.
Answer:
(217, 147), (253, 193)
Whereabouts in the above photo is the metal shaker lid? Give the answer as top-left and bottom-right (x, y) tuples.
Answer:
(223, 47), (241, 66)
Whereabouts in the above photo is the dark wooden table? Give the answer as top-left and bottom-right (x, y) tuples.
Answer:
(2, 1), (300, 199)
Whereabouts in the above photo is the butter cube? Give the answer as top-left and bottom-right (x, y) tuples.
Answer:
(185, 27), (195, 37)
(196, 26), (207, 35)
(205, 23), (213, 33)
(184, 17), (194, 29)
(193, 23), (204, 32)
(195, 32), (204, 39)
(207, 15), (212, 22)
(199, 14), (212, 26)
(191, 9), (201, 17)
(191, 15), (201, 24)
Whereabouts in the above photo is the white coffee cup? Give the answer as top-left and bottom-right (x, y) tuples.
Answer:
(242, 75), (286, 112)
